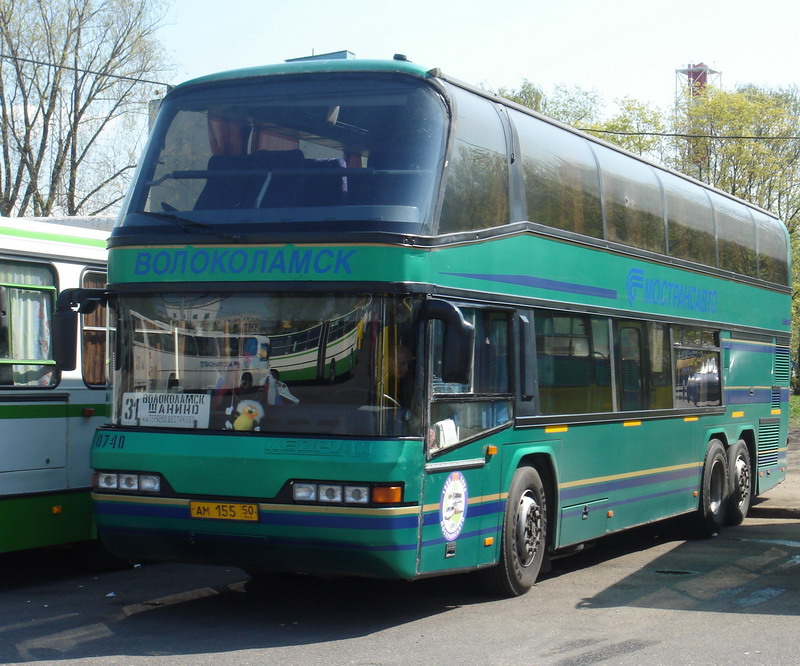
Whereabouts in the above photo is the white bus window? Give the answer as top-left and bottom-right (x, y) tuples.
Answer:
(0, 260), (56, 387)
(82, 270), (107, 387)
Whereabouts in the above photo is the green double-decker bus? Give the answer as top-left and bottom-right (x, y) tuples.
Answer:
(56, 57), (791, 596)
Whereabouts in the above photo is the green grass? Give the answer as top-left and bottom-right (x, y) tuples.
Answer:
(790, 394), (800, 430)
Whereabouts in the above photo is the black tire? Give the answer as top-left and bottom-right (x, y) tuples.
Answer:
(693, 439), (729, 537)
(725, 440), (752, 526)
(479, 465), (547, 597)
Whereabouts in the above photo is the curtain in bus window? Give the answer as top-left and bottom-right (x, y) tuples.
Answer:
(252, 127), (300, 152)
(82, 270), (107, 386)
(510, 109), (603, 238)
(0, 261), (55, 386)
(208, 116), (246, 155)
(438, 87), (509, 233)
(647, 322), (673, 409)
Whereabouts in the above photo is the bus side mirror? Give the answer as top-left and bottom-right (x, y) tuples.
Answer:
(53, 288), (107, 371)
(426, 300), (475, 385)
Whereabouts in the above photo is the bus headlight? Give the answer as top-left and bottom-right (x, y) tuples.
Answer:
(139, 475), (161, 492)
(318, 484), (343, 503)
(97, 472), (119, 490)
(292, 483), (318, 502)
(291, 481), (394, 505)
(118, 473), (139, 490)
(94, 471), (162, 494)
(344, 485), (370, 504)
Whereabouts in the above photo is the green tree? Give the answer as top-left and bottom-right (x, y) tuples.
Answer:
(498, 80), (603, 127)
(0, 0), (171, 217)
(588, 97), (668, 161)
(671, 84), (800, 232)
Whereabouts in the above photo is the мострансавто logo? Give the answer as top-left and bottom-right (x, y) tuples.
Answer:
(626, 268), (717, 313)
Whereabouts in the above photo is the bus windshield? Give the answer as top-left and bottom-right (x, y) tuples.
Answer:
(113, 293), (422, 438)
(123, 74), (447, 234)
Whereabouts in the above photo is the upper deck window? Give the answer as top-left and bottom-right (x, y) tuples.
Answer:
(753, 209), (789, 284)
(438, 87), (509, 233)
(593, 144), (665, 254)
(712, 192), (757, 278)
(124, 74), (447, 234)
(511, 110), (603, 239)
(662, 170), (716, 266)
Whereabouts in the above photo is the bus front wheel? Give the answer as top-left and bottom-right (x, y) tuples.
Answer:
(693, 439), (729, 537)
(479, 465), (547, 597)
(725, 440), (752, 526)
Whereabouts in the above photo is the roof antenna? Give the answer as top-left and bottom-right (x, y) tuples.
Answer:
(393, 54), (409, 62)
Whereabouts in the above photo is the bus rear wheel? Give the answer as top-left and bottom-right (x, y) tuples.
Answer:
(725, 440), (752, 526)
(693, 439), (729, 537)
(479, 465), (547, 597)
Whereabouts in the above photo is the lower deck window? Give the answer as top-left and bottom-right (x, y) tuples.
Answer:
(533, 310), (721, 415)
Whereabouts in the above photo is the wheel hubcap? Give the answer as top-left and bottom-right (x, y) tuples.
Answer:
(734, 455), (750, 506)
(516, 490), (541, 567)
(709, 459), (725, 515)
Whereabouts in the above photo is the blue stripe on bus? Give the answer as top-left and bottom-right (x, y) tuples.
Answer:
(99, 524), (420, 552)
(723, 341), (780, 354)
(441, 272), (618, 300)
(724, 387), (787, 404)
(421, 525), (499, 549)
(421, 499), (504, 526)
(560, 485), (698, 519)
(560, 467), (700, 502)
(94, 500), (422, 530)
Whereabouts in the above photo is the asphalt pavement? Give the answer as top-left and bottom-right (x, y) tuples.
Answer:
(749, 428), (800, 519)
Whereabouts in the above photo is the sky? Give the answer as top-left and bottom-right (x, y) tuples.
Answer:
(156, 0), (800, 117)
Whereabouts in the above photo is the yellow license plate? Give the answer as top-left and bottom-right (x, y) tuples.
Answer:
(190, 501), (259, 522)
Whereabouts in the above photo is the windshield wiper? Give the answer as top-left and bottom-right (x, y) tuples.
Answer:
(139, 211), (243, 242)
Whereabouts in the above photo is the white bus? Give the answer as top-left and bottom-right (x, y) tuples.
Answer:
(0, 216), (112, 554)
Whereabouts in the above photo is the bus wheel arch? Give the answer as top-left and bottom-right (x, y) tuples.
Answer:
(693, 438), (729, 537)
(726, 437), (753, 526)
(479, 461), (550, 597)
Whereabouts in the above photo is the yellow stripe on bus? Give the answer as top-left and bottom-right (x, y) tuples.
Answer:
(559, 462), (702, 490)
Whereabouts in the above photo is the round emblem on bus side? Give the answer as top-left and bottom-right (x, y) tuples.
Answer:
(439, 471), (468, 542)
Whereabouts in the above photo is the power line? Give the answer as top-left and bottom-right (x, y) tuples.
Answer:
(0, 53), (170, 88)
(578, 127), (800, 140)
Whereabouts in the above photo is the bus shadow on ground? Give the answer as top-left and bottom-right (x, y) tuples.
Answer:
(1, 556), (495, 662)
(569, 519), (800, 617)
(5, 516), (799, 662)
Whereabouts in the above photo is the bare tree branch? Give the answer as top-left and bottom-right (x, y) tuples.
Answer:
(0, 0), (171, 216)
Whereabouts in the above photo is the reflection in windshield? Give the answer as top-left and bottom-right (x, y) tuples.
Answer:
(113, 293), (421, 437)
(126, 74), (446, 233)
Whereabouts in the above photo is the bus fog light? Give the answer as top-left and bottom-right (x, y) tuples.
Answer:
(344, 485), (370, 504)
(118, 474), (139, 490)
(318, 484), (343, 503)
(139, 475), (161, 492)
(293, 483), (317, 501)
(97, 473), (118, 489)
